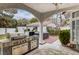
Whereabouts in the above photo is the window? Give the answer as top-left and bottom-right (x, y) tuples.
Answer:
(72, 21), (75, 41)
(72, 21), (75, 29)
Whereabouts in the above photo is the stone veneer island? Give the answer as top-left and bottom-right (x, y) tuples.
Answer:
(0, 34), (39, 55)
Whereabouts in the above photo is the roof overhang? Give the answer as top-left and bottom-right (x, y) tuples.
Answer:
(0, 3), (79, 21)
(25, 3), (79, 13)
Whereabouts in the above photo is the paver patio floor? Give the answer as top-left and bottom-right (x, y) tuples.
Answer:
(45, 36), (58, 44)
(27, 39), (79, 55)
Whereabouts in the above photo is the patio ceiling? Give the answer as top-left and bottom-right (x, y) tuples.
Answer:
(24, 3), (79, 13)
(0, 3), (79, 21)
(0, 3), (79, 13)
(24, 3), (79, 21)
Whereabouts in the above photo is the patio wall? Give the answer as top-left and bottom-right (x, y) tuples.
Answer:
(0, 27), (27, 35)
(0, 28), (5, 34)
(7, 28), (16, 33)
(17, 27), (26, 33)
(0, 28), (16, 35)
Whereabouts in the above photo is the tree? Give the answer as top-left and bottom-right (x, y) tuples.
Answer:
(0, 9), (18, 28)
(0, 16), (17, 28)
(29, 18), (38, 23)
(0, 9), (17, 33)
(17, 18), (29, 26)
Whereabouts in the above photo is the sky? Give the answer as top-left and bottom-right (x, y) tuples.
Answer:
(13, 9), (35, 20)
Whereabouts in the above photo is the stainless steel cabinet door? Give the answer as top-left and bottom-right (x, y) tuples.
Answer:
(12, 43), (28, 55)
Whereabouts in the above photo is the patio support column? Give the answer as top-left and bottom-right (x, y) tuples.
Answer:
(39, 22), (45, 45)
(70, 11), (73, 44)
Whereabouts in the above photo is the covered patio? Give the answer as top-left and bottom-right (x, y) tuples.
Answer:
(0, 3), (79, 55)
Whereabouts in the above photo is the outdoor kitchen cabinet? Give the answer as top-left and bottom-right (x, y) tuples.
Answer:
(12, 42), (29, 55)
(0, 35), (39, 55)
(0, 42), (12, 55)
(30, 36), (39, 50)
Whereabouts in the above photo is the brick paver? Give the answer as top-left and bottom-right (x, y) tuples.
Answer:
(45, 36), (58, 44)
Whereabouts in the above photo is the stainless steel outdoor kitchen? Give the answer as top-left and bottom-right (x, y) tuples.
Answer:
(0, 33), (39, 55)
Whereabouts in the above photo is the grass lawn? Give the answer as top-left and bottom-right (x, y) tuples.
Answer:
(0, 35), (7, 40)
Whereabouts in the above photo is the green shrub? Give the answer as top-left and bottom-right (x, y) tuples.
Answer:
(59, 30), (70, 45)
(0, 34), (10, 40)
(47, 27), (60, 35)
(24, 29), (28, 32)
